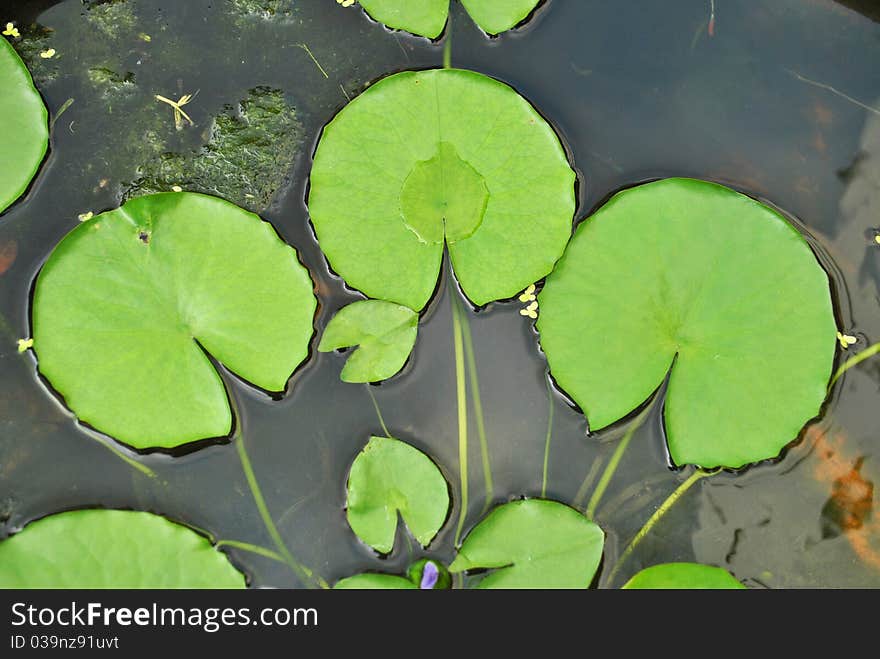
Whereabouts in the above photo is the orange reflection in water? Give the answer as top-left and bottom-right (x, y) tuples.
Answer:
(807, 426), (878, 570)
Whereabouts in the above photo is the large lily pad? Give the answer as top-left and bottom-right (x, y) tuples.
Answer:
(358, 0), (542, 38)
(0, 36), (49, 214)
(622, 563), (745, 589)
(318, 300), (418, 383)
(537, 178), (837, 469)
(346, 436), (450, 553)
(449, 499), (604, 588)
(32, 192), (316, 449)
(308, 68), (575, 310)
(0, 509), (246, 588)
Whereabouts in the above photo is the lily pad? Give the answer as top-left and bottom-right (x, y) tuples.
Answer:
(622, 563), (745, 589)
(308, 68), (575, 310)
(318, 300), (418, 383)
(346, 436), (450, 553)
(537, 178), (837, 469)
(32, 192), (316, 450)
(358, 0), (542, 38)
(0, 509), (246, 588)
(0, 36), (49, 214)
(449, 499), (604, 588)
(334, 573), (417, 589)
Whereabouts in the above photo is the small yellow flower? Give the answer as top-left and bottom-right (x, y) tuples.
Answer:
(3, 22), (20, 38)
(138, 33), (151, 42)
(519, 300), (538, 319)
(336, 0), (356, 7)
(875, 234), (880, 245)
(837, 331), (857, 349)
(518, 284), (537, 303)
(171, 185), (183, 193)
(39, 48), (56, 59)
(77, 211), (94, 222)
(17, 338), (33, 353)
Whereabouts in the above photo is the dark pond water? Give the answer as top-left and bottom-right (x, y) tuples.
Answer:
(1, 0), (879, 588)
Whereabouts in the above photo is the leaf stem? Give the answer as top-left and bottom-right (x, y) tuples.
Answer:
(443, 31), (452, 69)
(585, 397), (657, 520)
(366, 385), (392, 438)
(541, 379), (554, 498)
(235, 433), (328, 588)
(451, 291), (469, 547)
(830, 342), (880, 388)
(215, 539), (285, 563)
(603, 469), (711, 587)
(457, 298), (493, 511)
(93, 437), (157, 479)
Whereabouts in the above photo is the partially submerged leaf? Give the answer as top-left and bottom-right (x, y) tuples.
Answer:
(334, 573), (417, 589)
(346, 436), (450, 553)
(318, 300), (418, 383)
(358, 0), (542, 38)
(309, 68), (575, 310)
(449, 499), (604, 588)
(0, 509), (246, 588)
(622, 563), (745, 589)
(0, 36), (49, 214)
(537, 178), (837, 468)
(32, 192), (316, 449)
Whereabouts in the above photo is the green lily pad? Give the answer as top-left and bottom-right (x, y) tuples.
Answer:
(0, 509), (246, 588)
(449, 499), (604, 588)
(308, 68), (575, 310)
(622, 563), (745, 589)
(32, 192), (316, 450)
(346, 436), (450, 553)
(318, 300), (418, 383)
(537, 178), (837, 469)
(0, 36), (49, 214)
(334, 573), (417, 589)
(358, 0), (542, 38)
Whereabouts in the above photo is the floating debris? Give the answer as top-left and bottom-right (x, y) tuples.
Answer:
(2, 22), (20, 38)
(16, 338), (33, 353)
(155, 91), (197, 130)
(39, 48), (56, 59)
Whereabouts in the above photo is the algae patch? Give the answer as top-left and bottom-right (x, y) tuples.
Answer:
(125, 87), (302, 213)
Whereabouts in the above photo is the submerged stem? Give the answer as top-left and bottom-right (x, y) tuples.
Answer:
(366, 385), (392, 438)
(603, 469), (711, 587)
(830, 342), (880, 387)
(235, 433), (327, 588)
(458, 298), (493, 511)
(94, 438), (157, 479)
(585, 397), (657, 520)
(541, 379), (554, 498)
(215, 539), (285, 564)
(451, 292), (469, 547)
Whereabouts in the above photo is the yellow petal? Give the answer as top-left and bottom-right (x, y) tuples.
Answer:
(171, 185), (183, 192)
(39, 48), (56, 58)
(77, 211), (94, 222)
(17, 338), (33, 353)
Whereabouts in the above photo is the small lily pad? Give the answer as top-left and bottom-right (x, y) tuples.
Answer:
(0, 509), (246, 588)
(32, 192), (316, 449)
(449, 499), (604, 588)
(318, 300), (418, 383)
(346, 436), (450, 553)
(309, 68), (575, 311)
(359, 0), (542, 38)
(0, 36), (49, 214)
(622, 563), (745, 589)
(334, 573), (417, 589)
(537, 178), (837, 468)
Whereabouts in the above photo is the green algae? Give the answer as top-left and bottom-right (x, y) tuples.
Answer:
(125, 87), (302, 213)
